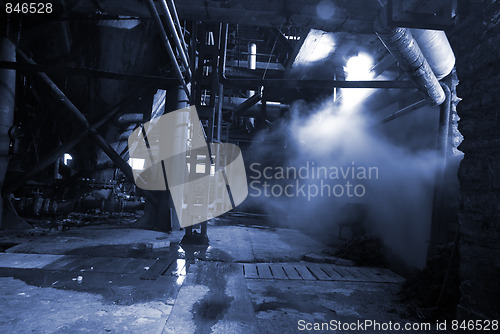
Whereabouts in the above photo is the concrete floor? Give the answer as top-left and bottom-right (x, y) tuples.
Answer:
(0, 213), (435, 333)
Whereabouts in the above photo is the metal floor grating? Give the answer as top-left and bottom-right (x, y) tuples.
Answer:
(243, 262), (404, 283)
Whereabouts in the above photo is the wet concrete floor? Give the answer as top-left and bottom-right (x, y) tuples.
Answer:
(0, 212), (435, 333)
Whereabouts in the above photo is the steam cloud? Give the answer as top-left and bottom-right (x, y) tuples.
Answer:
(245, 95), (441, 269)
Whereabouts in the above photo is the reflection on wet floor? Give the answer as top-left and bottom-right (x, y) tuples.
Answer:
(0, 211), (406, 333)
(0, 212), (297, 312)
(0, 241), (239, 310)
(175, 243), (234, 263)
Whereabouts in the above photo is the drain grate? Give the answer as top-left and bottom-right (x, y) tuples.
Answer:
(243, 262), (404, 283)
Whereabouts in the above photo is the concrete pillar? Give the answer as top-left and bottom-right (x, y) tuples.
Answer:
(165, 85), (188, 231)
(140, 86), (188, 232)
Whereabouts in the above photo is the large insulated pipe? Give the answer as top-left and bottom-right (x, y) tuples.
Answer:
(410, 29), (455, 80)
(374, 10), (446, 105)
(0, 36), (16, 227)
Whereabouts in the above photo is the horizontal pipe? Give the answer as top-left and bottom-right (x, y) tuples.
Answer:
(222, 78), (417, 89)
(219, 23), (414, 91)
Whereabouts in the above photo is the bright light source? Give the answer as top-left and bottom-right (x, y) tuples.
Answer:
(63, 153), (72, 166)
(129, 158), (145, 171)
(342, 53), (375, 107)
(345, 53), (374, 80)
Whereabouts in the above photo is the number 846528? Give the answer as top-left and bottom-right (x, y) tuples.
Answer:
(5, 2), (53, 14)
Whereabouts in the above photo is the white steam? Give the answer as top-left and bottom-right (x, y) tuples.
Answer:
(247, 95), (441, 269)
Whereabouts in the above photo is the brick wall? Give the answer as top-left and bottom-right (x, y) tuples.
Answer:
(449, 0), (500, 320)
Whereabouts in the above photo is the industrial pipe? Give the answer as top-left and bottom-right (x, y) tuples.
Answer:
(167, 0), (188, 52)
(381, 99), (428, 123)
(248, 43), (257, 71)
(145, 0), (191, 99)
(158, 0), (192, 80)
(410, 29), (455, 80)
(218, 24), (416, 91)
(374, 10), (446, 105)
(233, 93), (262, 115)
(216, 84), (224, 141)
(226, 97), (286, 120)
(429, 82), (452, 256)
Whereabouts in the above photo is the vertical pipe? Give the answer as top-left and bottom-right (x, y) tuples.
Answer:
(166, 0), (189, 52)
(158, 0), (192, 80)
(145, 0), (190, 99)
(216, 84), (223, 141)
(0, 35), (16, 228)
(428, 82), (452, 259)
(248, 42), (257, 70)
(247, 42), (257, 128)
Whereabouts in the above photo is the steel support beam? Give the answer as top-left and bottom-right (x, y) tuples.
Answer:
(2, 81), (151, 196)
(14, 51), (145, 193)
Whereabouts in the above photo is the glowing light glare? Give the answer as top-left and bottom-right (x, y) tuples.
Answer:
(63, 153), (72, 166)
(316, 0), (336, 20)
(345, 53), (374, 80)
(128, 158), (145, 171)
(342, 53), (375, 106)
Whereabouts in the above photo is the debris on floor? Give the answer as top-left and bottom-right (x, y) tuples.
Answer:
(324, 234), (386, 267)
(399, 242), (460, 321)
